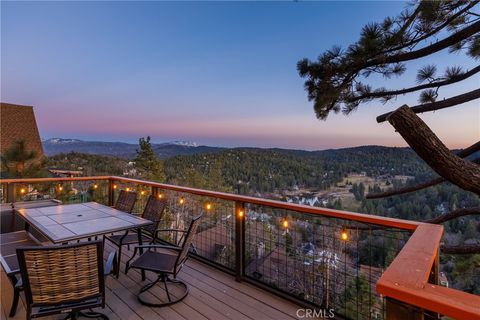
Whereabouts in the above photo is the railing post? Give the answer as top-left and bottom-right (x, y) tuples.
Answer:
(108, 179), (115, 206)
(151, 186), (159, 198)
(385, 298), (425, 320)
(429, 249), (439, 285)
(425, 250), (440, 319)
(384, 251), (440, 320)
(6, 183), (16, 203)
(235, 201), (245, 282)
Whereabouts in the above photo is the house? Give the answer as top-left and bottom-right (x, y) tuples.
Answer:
(1, 102), (44, 161)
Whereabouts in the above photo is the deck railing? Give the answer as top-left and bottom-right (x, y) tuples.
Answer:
(1, 176), (479, 319)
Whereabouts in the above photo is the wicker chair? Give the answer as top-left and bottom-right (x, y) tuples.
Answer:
(125, 213), (203, 307)
(0, 231), (41, 317)
(17, 241), (116, 320)
(114, 190), (137, 213)
(104, 195), (167, 277)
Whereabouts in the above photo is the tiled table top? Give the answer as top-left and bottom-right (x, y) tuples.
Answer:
(16, 202), (152, 243)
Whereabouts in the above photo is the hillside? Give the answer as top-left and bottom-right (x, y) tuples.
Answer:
(164, 146), (435, 194)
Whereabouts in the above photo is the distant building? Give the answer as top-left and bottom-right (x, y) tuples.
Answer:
(439, 272), (449, 287)
(193, 223), (232, 264)
(1, 102), (44, 161)
(48, 169), (83, 177)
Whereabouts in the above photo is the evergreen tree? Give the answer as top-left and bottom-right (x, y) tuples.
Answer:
(297, 0), (480, 254)
(1, 140), (46, 178)
(134, 136), (165, 182)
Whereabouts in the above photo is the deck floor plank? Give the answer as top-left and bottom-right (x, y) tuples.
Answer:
(184, 260), (300, 317)
(2, 238), (301, 320)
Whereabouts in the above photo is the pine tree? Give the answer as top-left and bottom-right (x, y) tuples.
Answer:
(1, 140), (46, 178)
(134, 136), (165, 182)
(297, 0), (480, 254)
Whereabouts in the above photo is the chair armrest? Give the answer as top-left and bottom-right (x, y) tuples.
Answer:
(104, 251), (117, 277)
(153, 229), (187, 245)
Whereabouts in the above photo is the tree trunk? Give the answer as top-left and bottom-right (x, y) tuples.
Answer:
(387, 105), (480, 195)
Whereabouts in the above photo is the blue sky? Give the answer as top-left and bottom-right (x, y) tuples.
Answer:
(1, 1), (478, 150)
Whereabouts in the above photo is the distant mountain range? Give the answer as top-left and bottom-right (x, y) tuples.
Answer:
(43, 138), (477, 161)
(42, 138), (223, 159)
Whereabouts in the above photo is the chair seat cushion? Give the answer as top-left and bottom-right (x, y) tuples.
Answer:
(105, 233), (152, 246)
(130, 251), (177, 274)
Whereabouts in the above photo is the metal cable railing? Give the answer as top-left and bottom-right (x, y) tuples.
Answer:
(2, 176), (479, 319)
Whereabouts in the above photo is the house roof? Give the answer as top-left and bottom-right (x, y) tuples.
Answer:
(193, 223), (231, 261)
(1, 102), (44, 159)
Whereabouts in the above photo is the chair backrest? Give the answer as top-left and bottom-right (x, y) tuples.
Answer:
(17, 241), (105, 308)
(115, 190), (137, 213)
(141, 195), (167, 234)
(175, 213), (203, 273)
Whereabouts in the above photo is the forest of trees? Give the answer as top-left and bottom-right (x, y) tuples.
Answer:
(163, 146), (433, 194)
(47, 152), (128, 176)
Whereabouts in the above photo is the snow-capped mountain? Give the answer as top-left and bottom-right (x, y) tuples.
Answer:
(43, 138), (82, 144)
(168, 141), (198, 147)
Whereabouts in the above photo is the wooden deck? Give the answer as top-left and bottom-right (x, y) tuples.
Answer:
(1, 240), (301, 320)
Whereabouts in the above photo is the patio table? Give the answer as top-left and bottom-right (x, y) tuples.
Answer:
(16, 202), (153, 244)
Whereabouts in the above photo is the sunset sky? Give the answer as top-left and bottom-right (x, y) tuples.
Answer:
(1, 1), (478, 150)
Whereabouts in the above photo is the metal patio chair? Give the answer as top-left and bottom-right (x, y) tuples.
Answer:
(17, 241), (116, 319)
(125, 213), (203, 307)
(104, 195), (167, 277)
(114, 190), (137, 213)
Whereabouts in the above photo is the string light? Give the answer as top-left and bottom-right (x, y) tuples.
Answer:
(20, 188), (26, 194)
(57, 185), (63, 192)
(206, 203), (212, 211)
(93, 184), (98, 189)
(157, 194), (163, 199)
(341, 228), (349, 241)
(113, 184), (118, 189)
(179, 197), (185, 205)
(140, 190), (146, 196)
(283, 220), (289, 228)
(126, 187), (131, 192)
(238, 210), (244, 218)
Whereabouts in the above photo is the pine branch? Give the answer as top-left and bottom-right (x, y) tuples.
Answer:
(366, 177), (445, 199)
(338, 20), (480, 94)
(380, 1), (479, 56)
(394, 4), (424, 39)
(424, 207), (480, 224)
(377, 88), (480, 122)
(367, 20), (480, 67)
(457, 141), (480, 157)
(441, 244), (480, 254)
(348, 65), (480, 104)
